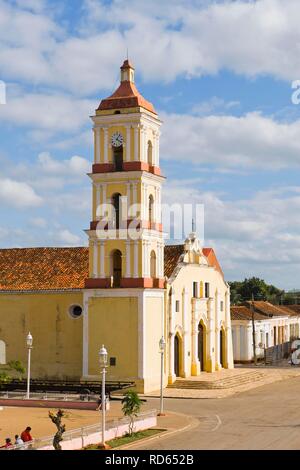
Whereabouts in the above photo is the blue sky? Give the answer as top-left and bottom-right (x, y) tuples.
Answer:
(1, 0), (300, 289)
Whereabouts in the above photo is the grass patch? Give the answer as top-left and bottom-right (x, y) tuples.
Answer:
(84, 428), (165, 450)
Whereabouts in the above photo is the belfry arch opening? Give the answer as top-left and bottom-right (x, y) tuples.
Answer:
(111, 249), (122, 287)
(113, 146), (123, 171)
(149, 195), (154, 223)
(150, 250), (156, 278)
(111, 193), (121, 229)
(147, 140), (153, 165)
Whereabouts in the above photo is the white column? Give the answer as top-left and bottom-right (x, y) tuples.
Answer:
(96, 184), (101, 220)
(143, 183), (148, 221)
(215, 290), (221, 370)
(103, 127), (109, 163)
(102, 183), (107, 205)
(100, 242), (105, 278)
(157, 188), (161, 223)
(93, 241), (98, 278)
(126, 125), (131, 162)
(126, 183), (131, 210)
(134, 126), (139, 161)
(142, 241), (146, 277)
(140, 126), (145, 162)
(168, 289), (176, 382)
(191, 301), (200, 375)
(156, 131), (160, 167)
(126, 241), (131, 278)
(94, 128), (100, 164)
(207, 298), (216, 372)
(131, 182), (137, 218)
(154, 186), (158, 223)
(182, 287), (189, 377)
(134, 241), (139, 278)
(225, 290), (234, 368)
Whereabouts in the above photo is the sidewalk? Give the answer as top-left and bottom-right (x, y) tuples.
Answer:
(117, 411), (197, 450)
(140, 366), (300, 399)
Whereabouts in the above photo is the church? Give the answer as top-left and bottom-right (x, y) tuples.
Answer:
(0, 60), (233, 393)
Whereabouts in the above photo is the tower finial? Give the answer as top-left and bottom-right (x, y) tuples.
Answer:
(192, 218), (195, 233)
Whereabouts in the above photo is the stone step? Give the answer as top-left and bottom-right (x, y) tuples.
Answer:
(168, 372), (266, 390)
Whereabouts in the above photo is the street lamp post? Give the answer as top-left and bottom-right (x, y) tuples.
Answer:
(99, 345), (108, 449)
(158, 336), (166, 416)
(26, 332), (33, 400)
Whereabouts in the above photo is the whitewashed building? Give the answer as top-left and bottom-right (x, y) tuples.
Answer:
(231, 302), (300, 363)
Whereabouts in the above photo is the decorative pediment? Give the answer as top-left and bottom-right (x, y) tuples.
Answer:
(183, 232), (208, 265)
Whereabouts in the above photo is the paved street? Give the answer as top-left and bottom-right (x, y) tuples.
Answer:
(133, 376), (300, 450)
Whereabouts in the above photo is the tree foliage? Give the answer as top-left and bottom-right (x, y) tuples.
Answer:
(229, 277), (284, 305)
(49, 409), (66, 451)
(121, 390), (143, 436)
(0, 360), (25, 385)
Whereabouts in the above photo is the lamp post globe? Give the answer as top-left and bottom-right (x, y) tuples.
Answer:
(26, 332), (33, 348)
(99, 344), (108, 368)
(159, 337), (166, 353)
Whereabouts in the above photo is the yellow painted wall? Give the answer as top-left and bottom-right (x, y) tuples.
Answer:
(87, 296), (139, 379)
(0, 292), (83, 379)
(144, 295), (164, 391)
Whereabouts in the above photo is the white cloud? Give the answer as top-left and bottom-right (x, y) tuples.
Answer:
(58, 229), (81, 245)
(161, 111), (300, 170)
(0, 92), (94, 132)
(1, 0), (300, 95)
(0, 178), (43, 208)
(37, 153), (90, 176)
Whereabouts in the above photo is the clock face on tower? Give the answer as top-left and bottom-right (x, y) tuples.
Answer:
(111, 132), (124, 148)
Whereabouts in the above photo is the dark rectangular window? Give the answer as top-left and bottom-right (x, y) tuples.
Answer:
(175, 300), (180, 312)
(205, 282), (210, 298)
(220, 301), (224, 312)
(110, 357), (116, 366)
(193, 282), (198, 298)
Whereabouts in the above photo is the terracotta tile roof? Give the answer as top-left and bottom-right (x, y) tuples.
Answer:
(98, 79), (156, 115)
(164, 244), (184, 278)
(278, 305), (300, 316)
(202, 248), (224, 278)
(0, 247), (89, 292)
(0, 244), (225, 292)
(164, 244), (224, 279)
(231, 306), (267, 321)
(244, 301), (289, 317)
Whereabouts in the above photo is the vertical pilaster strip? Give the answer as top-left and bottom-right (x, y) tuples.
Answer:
(95, 127), (101, 163)
(93, 240), (98, 278)
(96, 184), (101, 220)
(168, 288), (175, 382)
(134, 126), (139, 161)
(100, 241), (105, 278)
(104, 127), (109, 163)
(134, 241), (139, 278)
(156, 131), (160, 167)
(82, 294), (89, 377)
(126, 241), (131, 278)
(126, 125), (131, 162)
(225, 290), (234, 368)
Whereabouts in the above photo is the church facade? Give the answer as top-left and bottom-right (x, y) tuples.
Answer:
(0, 60), (233, 392)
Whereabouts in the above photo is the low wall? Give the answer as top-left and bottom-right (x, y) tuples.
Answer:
(40, 414), (157, 450)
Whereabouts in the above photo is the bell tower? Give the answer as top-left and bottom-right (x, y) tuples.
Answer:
(83, 60), (166, 393)
(85, 59), (165, 289)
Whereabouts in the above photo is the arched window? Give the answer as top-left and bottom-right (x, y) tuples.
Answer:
(147, 140), (153, 165)
(111, 250), (122, 287)
(111, 193), (121, 229)
(150, 250), (156, 278)
(114, 146), (123, 171)
(0, 340), (6, 365)
(149, 195), (154, 223)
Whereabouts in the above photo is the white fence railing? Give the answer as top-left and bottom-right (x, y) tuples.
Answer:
(1, 409), (157, 451)
(0, 391), (99, 402)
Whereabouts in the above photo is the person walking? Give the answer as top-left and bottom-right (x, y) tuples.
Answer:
(20, 426), (33, 443)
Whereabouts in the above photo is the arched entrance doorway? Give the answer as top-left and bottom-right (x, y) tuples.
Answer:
(220, 329), (225, 368)
(198, 322), (206, 371)
(174, 334), (180, 377)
